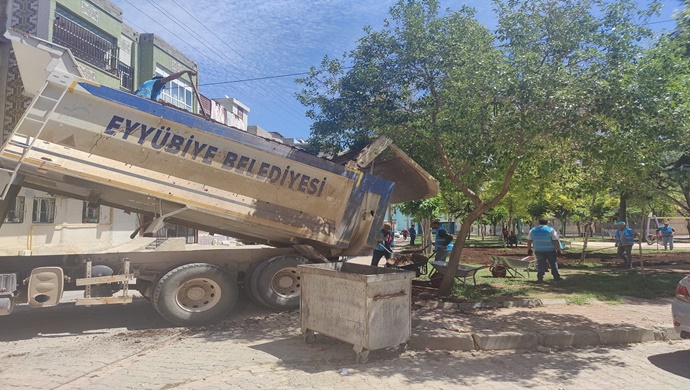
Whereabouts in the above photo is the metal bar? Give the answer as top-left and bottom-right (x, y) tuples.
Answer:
(75, 274), (134, 286)
(75, 296), (133, 306)
(84, 259), (92, 299)
(122, 258), (130, 298)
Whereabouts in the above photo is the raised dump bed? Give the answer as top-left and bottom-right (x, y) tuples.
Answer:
(0, 30), (437, 257)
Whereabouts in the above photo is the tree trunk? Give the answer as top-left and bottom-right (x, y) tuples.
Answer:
(580, 194), (597, 264)
(438, 209), (483, 295)
(618, 194), (628, 222)
(421, 218), (432, 254)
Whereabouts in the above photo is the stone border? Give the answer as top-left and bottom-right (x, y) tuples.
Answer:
(421, 298), (568, 310)
(409, 325), (681, 351)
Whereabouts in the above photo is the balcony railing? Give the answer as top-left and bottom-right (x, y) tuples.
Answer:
(53, 13), (118, 76)
(118, 61), (134, 91)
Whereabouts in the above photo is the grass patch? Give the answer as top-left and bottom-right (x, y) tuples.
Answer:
(564, 262), (603, 269)
(442, 263), (680, 302)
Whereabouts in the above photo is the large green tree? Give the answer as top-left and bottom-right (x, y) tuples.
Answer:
(640, 0), (690, 232)
(298, 0), (522, 295)
(298, 0), (664, 295)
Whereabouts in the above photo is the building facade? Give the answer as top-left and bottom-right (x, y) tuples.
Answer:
(0, 0), (267, 254)
(0, 0), (202, 253)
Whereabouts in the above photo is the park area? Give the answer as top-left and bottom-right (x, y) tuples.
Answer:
(400, 238), (690, 305)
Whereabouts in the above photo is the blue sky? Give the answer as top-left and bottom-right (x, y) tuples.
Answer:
(111, 0), (681, 140)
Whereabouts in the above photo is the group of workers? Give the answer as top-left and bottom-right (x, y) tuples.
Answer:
(371, 220), (453, 267)
(372, 218), (679, 283)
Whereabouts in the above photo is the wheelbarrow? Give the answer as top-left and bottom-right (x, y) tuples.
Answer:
(385, 244), (434, 277)
(428, 261), (488, 288)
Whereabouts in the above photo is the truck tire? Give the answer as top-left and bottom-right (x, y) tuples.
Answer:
(152, 263), (238, 326)
(253, 255), (308, 310)
(244, 261), (269, 307)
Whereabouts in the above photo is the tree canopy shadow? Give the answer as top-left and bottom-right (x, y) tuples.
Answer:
(648, 349), (690, 379)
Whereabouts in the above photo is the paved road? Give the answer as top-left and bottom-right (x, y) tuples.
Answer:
(0, 293), (688, 389)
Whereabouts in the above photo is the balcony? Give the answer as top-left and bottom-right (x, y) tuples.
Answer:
(53, 13), (118, 76)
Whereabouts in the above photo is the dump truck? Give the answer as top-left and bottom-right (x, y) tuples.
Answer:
(0, 30), (438, 325)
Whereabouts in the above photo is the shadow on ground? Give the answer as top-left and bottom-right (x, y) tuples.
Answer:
(648, 349), (690, 379)
(0, 297), (173, 342)
(246, 335), (638, 387)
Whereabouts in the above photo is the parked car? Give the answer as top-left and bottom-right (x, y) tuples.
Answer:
(672, 276), (690, 339)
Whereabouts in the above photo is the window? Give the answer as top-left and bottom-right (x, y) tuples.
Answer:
(157, 69), (194, 111)
(53, 6), (118, 76)
(118, 61), (134, 91)
(32, 198), (55, 223)
(4, 196), (25, 223)
(82, 202), (100, 223)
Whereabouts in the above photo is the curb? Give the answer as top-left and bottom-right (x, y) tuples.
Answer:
(409, 325), (681, 352)
(421, 298), (568, 310)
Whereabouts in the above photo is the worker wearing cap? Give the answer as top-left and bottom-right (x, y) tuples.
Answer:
(134, 69), (197, 101)
(431, 220), (452, 262)
(614, 221), (635, 269)
(657, 221), (676, 250)
(526, 218), (562, 282)
(371, 222), (394, 267)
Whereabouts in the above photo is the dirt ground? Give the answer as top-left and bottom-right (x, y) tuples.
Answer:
(451, 246), (690, 270)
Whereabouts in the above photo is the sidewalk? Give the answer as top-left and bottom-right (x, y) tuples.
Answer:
(347, 255), (685, 351)
(408, 297), (681, 351)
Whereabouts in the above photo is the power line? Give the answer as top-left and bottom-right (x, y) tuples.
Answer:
(166, 0), (313, 128)
(646, 19), (674, 26)
(121, 0), (312, 130)
(200, 72), (311, 87)
(140, 0), (311, 129)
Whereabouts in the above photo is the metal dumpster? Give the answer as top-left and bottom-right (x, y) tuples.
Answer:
(298, 262), (414, 363)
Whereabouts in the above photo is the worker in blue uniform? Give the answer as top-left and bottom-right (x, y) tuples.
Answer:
(526, 218), (562, 282)
(135, 69), (197, 101)
(614, 221), (636, 269)
(657, 221), (676, 250)
(431, 220), (453, 262)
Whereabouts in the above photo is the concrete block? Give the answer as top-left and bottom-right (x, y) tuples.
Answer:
(597, 327), (656, 345)
(502, 299), (543, 308)
(654, 326), (681, 341)
(409, 331), (475, 351)
(437, 302), (459, 309)
(456, 301), (501, 309)
(539, 298), (568, 306)
(472, 331), (539, 350)
(541, 330), (600, 347)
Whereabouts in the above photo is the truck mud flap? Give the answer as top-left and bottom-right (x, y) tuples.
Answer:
(28, 267), (64, 307)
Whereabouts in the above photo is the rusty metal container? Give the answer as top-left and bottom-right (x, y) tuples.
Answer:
(298, 262), (414, 363)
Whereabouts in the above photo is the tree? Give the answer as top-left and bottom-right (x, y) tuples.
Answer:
(639, 0), (690, 233)
(298, 0), (528, 295)
(297, 0), (664, 295)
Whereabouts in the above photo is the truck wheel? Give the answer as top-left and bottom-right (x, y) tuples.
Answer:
(152, 263), (238, 326)
(244, 261), (268, 306)
(253, 255), (308, 310)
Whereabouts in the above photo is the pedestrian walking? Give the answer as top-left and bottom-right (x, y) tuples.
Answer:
(657, 221), (676, 250)
(526, 218), (562, 282)
(614, 221), (636, 269)
(409, 225), (417, 246)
